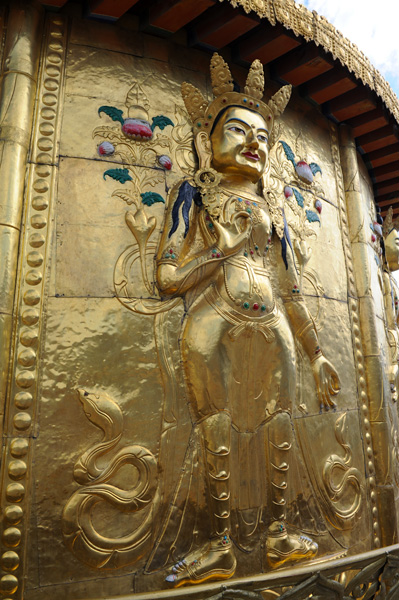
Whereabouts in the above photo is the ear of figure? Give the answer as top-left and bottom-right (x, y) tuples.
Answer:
(195, 131), (212, 169)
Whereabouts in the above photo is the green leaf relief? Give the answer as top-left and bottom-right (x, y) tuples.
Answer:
(141, 192), (165, 206)
(292, 188), (304, 208)
(98, 106), (125, 125)
(103, 168), (132, 183)
(151, 115), (174, 132)
(280, 140), (296, 167)
(309, 162), (322, 176)
(306, 209), (321, 225)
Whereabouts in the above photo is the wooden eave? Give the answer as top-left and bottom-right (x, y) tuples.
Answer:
(39, 0), (399, 215)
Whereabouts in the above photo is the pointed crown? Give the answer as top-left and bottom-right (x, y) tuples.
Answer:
(181, 53), (291, 143)
(383, 206), (399, 237)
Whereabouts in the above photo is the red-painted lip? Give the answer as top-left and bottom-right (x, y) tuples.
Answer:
(242, 151), (260, 161)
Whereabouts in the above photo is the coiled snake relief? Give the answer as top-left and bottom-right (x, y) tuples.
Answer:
(322, 412), (362, 530)
(62, 389), (158, 569)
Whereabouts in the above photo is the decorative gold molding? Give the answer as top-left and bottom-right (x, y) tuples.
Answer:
(224, 0), (399, 124)
(0, 13), (66, 599)
(330, 121), (381, 548)
(0, 2), (42, 441)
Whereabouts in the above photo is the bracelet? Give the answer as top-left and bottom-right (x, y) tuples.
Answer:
(310, 347), (323, 363)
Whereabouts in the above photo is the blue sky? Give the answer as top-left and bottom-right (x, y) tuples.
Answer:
(301, 0), (399, 98)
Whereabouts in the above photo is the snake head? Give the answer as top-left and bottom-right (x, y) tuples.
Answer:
(77, 388), (95, 420)
(75, 388), (124, 436)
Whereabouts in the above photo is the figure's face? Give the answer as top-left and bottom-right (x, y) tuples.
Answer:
(386, 228), (399, 271)
(210, 107), (269, 183)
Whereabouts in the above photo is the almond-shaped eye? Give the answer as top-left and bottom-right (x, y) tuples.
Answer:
(228, 126), (246, 135)
(257, 133), (268, 143)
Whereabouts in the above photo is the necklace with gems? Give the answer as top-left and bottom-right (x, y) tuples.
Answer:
(218, 189), (272, 260)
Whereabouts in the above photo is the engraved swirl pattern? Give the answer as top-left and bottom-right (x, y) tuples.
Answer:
(0, 15), (66, 599)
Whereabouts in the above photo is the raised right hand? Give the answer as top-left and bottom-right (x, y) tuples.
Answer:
(211, 211), (251, 257)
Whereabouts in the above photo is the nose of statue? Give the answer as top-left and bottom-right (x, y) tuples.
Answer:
(246, 129), (259, 148)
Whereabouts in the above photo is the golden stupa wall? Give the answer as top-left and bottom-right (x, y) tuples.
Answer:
(0, 6), (398, 600)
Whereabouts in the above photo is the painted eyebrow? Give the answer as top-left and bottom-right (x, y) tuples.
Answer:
(225, 118), (268, 134)
(225, 117), (249, 127)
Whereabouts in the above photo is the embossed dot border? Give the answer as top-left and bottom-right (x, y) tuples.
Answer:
(0, 15), (66, 599)
(329, 122), (381, 548)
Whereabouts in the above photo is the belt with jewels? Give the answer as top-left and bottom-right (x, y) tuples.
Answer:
(204, 285), (281, 343)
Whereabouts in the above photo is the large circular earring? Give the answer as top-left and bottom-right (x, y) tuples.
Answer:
(194, 167), (222, 218)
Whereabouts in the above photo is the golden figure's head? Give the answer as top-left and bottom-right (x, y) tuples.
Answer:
(383, 206), (399, 272)
(181, 53), (291, 177)
(210, 106), (269, 183)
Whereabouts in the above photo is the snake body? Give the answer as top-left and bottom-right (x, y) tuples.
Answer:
(62, 389), (158, 569)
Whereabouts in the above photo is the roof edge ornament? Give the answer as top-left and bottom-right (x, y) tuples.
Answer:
(226, 0), (399, 125)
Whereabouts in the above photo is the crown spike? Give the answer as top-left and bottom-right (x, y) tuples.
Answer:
(383, 206), (396, 237)
(244, 59), (264, 100)
(181, 82), (207, 124)
(210, 53), (234, 96)
(268, 84), (292, 119)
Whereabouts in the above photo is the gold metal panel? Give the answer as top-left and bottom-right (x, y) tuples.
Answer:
(29, 51), (369, 596)
(0, 13), (67, 600)
(0, 143), (31, 228)
(55, 158), (167, 297)
(333, 123), (381, 547)
(0, 225), (22, 313)
(69, 14), (144, 55)
(4, 9), (399, 599)
(25, 296), (186, 599)
(64, 44), (210, 111)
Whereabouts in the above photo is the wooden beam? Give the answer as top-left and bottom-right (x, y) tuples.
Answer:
(362, 134), (398, 153)
(300, 68), (356, 104)
(88, 0), (140, 19)
(368, 143), (399, 162)
(147, 0), (215, 33)
(357, 124), (394, 147)
(377, 195), (399, 208)
(271, 44), (334, 86)
(375, 176), (399, 196)
(366, 143), (399, 168)
(377, 191), (399, 203)
(346, 108), (387, 138)
(324, 87), (376, 121)
(40, 0), (68, 6)
(373, 163), (399, 184)
(381, 204), (399, 217)
(190, 3), (259, 49)
(234, 22), (301, 65)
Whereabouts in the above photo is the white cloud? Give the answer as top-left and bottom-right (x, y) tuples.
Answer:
(301, 0), (399, 96)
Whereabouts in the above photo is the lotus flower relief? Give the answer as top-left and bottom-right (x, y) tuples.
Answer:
(279, 139), (324, 225)
(314, 199), (322, 214)
(122, 118), (153, 140)
(97, 105), (174, 143)
(98, 141), (115, 156)
(295, 160), (314, 185)
(157, 155), (172, 170)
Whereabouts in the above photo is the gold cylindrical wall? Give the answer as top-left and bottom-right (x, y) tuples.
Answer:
(0, 1), (43, 422)
(339, 123), (396, 546)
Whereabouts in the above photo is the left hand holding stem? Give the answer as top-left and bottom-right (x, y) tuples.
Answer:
(311, 355), (341, 411)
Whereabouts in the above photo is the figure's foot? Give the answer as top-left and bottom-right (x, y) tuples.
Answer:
(165, 535), (236, 587)
(266, 522), (318, 569)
